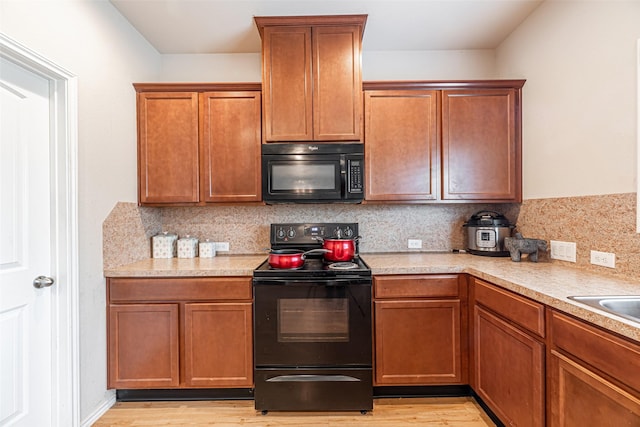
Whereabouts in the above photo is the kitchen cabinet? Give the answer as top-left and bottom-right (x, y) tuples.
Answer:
(471, 278), (545, 427)
(373, 274), (467, 385)
(255, 15), (366, 142)
(364, 90), (439, 201)
(134, 83), (262, 206)
(363, 81), (524, 203)
(107, 277), (253, 389)
(548, 310), (640, 426)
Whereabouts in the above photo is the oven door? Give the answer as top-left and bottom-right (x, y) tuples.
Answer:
(253, 279), (372, 367)
(262, 153), (343, 203)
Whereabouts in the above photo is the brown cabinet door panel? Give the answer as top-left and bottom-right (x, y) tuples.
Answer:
(548, 350), (640, 427)
(184, 302), (253, 387)
(108, 303), (180, 388)
(374, 275), (459, 299)
(375, 299), (462, 385)
(364, 90), (439, 201)
(200, 92), (262, 202)
(262, 26), (313, 141)
(474, 278), (545, 337)
(137, 92), (199, 204)
(313, 25), (362, 141)
(473, 305), (544, 427)
(442, 89), (520, 201)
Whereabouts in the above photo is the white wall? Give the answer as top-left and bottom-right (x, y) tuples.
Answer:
(159, 50), (497, 81)
(0, 0), (160, 422)
(496, 0), (640, 199)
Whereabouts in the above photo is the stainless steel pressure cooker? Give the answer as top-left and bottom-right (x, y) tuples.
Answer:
(463, 211), (514, 257)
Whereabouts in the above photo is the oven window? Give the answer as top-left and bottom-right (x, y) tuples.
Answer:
(271, 163), (336, 191)
(278, 298), (349, 342)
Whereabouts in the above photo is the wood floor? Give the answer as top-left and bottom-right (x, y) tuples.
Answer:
(93, 397), (496, 426)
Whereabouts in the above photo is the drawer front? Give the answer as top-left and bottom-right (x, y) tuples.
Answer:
(550, 310), (640, 394)
(374, 275), (460, 299)
(473, 278), (545, 337)
(108, 277), (252, 302)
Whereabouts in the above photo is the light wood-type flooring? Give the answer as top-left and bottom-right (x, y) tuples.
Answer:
(93, 397), (496, 426)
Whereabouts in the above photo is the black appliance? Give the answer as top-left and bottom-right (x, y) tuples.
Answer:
(261, 143), (364, 204)
(253, 223), (373, 414)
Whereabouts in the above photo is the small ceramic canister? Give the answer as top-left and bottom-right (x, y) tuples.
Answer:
(152, 232), (178, 258)
(199, 239), (216, 258)
(177, 235), (199, 258)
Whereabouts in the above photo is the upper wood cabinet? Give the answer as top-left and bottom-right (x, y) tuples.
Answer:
(364, 90), (439, 201)
(363, 81), (524, 203)
(137, 91), (200, 204)
(442, 88), (521, 201)
(134, 83), (262, 206)
(255, 15), (366, 142)
(199, 91), (262, 203)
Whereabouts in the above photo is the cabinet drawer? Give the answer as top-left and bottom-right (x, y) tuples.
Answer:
(374, 275), (460, 299)
(108, 277), (252, 302)
(473, 278), (544, 337)
(550, 310), (640, 393)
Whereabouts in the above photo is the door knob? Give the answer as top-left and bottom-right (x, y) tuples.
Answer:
(33, 276), (55, 289)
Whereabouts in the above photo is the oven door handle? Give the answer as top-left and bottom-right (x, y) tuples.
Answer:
(254, 279), (367, 287)
(266, 374), (360, 383)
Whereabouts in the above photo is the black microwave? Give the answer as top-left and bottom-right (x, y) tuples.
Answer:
(262, 143), (364, 204)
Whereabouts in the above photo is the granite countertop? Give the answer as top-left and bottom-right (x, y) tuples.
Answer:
(105, 252), (640, 341)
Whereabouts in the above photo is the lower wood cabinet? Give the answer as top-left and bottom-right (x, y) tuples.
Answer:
(107, 277), (253, 389)
(548, 310), (640, 426)
(471, 278), (545, 427)
(373, 274), (467, 385)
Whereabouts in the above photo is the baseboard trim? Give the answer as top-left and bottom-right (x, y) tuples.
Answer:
(81, 390), (116, 427)
(116, 388), (254, 401)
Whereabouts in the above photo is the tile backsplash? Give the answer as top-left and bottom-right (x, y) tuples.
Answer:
(103, 193), (639, 281)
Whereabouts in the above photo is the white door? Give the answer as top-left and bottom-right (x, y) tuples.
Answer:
(0, 56), (53, 426)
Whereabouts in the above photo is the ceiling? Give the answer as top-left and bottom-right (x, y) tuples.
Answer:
(109, 0), (544, 54)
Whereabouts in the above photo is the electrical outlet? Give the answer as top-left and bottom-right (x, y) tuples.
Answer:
(590, 250), (616, 268)
(408, 239), (422, 249)
(214, 242), (230, 252)
(550, 240), (577, 262)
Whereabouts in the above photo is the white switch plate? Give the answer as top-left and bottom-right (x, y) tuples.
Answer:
(408, 239), (422, 249)
(590, 250), (616, 268)
(214, 242), (230, 251)
(550, 240), (577, 262)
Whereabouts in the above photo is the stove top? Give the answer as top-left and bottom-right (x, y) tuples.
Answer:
(253, 256), (371, 278)
(254, 222), (371, 279)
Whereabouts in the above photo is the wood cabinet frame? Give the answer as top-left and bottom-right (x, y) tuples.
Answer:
(134, 83), (262, 206)
(107, 277), (254, 389)
(363, 80), (524, 203)
(256, 15), (366, 143)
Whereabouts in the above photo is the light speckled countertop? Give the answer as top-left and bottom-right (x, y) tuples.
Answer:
(105, 252), (640, 341)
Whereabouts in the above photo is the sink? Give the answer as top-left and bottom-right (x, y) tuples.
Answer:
(568, 296), (640, 324)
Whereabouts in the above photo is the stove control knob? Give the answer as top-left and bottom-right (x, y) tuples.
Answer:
(276, 227), (286, 239)
(287, 227), (296, 238)
(343, 226), (354, 238)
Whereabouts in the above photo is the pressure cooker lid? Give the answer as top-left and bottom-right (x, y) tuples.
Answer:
(464, 210), (512, 227)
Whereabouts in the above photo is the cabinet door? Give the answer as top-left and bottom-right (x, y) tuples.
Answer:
(261, 24), (362, 142)
(184, 302), (253, 388)
(313, 25), (362, 141)
(364, 90), (439, 201)
(108, 303), (179, 388)
(548, 350), (640, 427)
(137, 92), (199, 204)
(374, 299), (461, 385)
(442, 89), (521, 201)
(200, 91), (262, 202)
(473, 305), (544, 427)
(261, 26), (313, 141)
